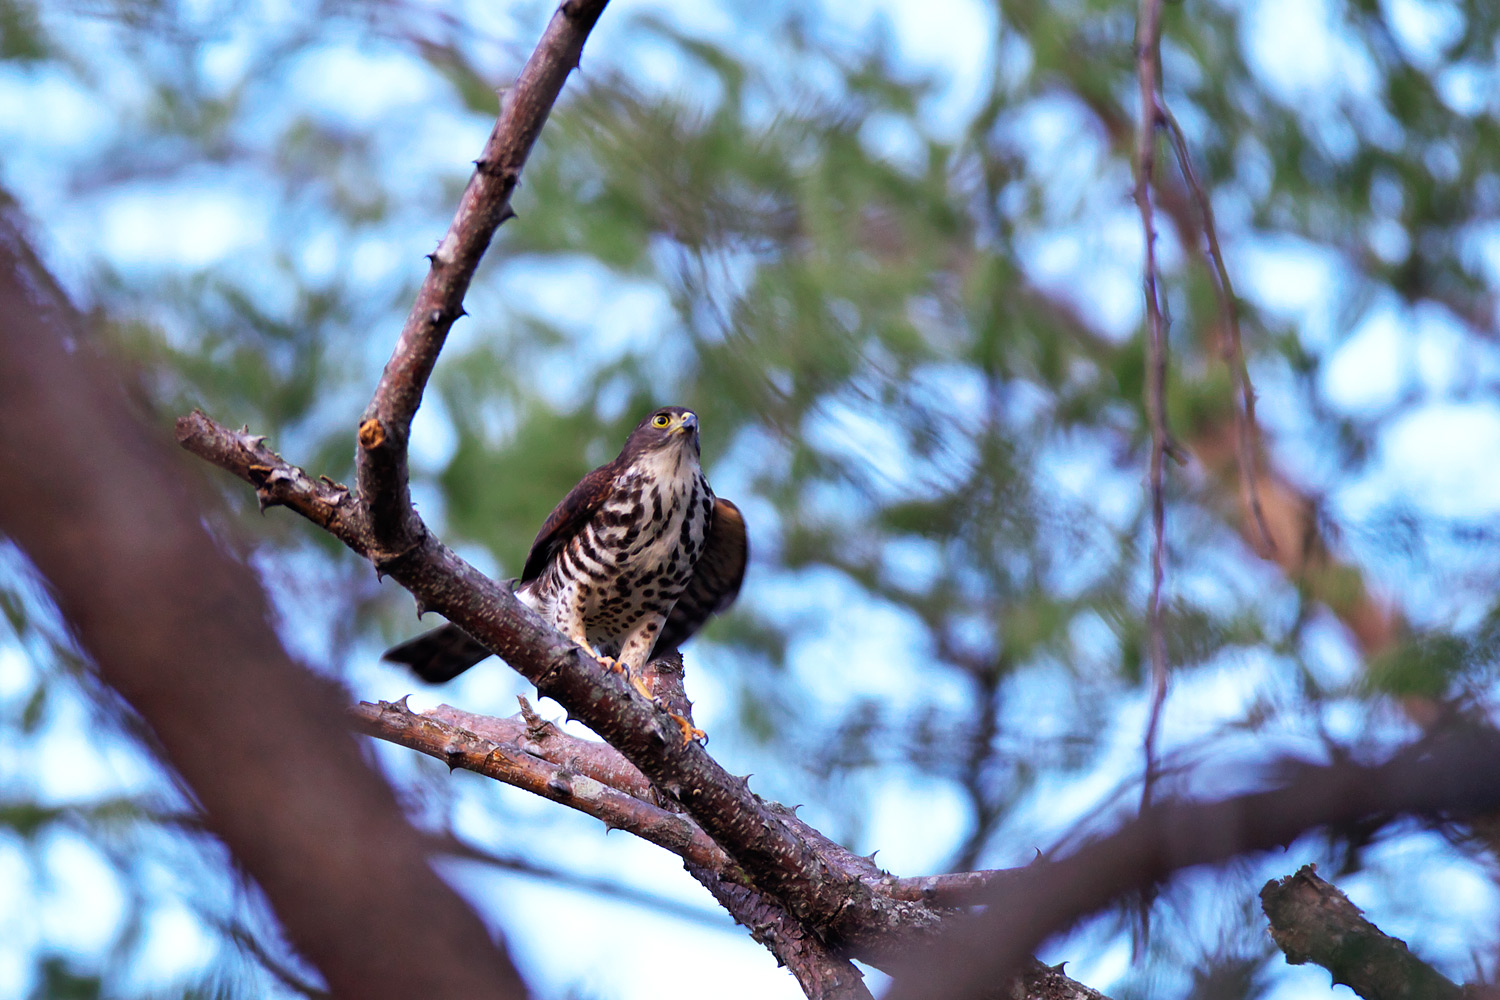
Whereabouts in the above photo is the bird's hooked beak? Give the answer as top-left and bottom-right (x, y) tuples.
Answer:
(674, 411), (700, 454)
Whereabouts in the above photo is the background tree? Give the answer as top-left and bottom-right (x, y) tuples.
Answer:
(3, 0), (1500, 998)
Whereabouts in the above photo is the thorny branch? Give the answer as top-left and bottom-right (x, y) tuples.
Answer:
(351, 699), (875, 998)
(260, 0), (916, 958)
(177, 411), (933, 965)
(357, 0), (610, 554)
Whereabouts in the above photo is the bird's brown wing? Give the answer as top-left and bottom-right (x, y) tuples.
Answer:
(521, 461), (620, 583)
(656, 497), (747, 653)
(383, 458), (620, 683)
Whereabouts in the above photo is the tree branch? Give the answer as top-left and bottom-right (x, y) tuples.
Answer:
(1159, 107), (1273, 557)
(1262, 865), (1463, 1000)
(351, 699), (876, 999)
(176, 0), (893, 949)
(350, 699), (734, 874)
(435, 834), (733, 928)
(356, 0), (610, 553)
(885, 724), (1500, 1000)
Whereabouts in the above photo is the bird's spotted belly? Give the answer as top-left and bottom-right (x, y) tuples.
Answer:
(581, 479), (706, 655)
(523, 464), (711, 667)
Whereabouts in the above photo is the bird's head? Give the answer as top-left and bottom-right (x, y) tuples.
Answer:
(625, 405), (701, 457)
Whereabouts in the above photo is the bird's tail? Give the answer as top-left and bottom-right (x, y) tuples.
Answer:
(382, 622), (492, 683)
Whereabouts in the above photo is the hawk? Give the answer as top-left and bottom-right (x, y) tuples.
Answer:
(384, 406), (746, 722)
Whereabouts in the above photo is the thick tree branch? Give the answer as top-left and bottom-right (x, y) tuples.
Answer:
(1262, 866), (1463, 1000)
(357, 0), (609, 552)
(0, 212), (529, 1000)
(885, 725), (1500, 1000)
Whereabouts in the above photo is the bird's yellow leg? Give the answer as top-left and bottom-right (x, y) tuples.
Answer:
(669, 713), (706, 745)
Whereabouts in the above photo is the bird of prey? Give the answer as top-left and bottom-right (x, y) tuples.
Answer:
(384, 406), (746, 734)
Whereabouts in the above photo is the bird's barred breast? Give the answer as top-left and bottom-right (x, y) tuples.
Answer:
(527, 451), (710, 656)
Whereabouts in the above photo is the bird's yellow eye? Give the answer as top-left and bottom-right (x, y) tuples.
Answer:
(652, 413), (671, 428)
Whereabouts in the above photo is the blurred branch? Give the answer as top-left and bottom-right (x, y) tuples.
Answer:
(436, 835), (734, 928)
(0, 212), (529, 1000)
(1133, 0), (1172, 807)
(885, 724), (1500, 1000)
(1038, 20), (1405, 661)
(1159, 107), (1273, 558)
(356, 0), (609, 552)
(885, 866), (1031, 907)
(1261, 865), (1463, 1000)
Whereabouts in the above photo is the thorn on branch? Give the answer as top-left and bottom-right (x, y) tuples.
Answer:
(546, 771), (573, 798)
(377, 696), (414, 719)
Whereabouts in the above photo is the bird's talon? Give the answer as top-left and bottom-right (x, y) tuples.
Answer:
(670, 712), (706, 745)
(597, 654), (626, 674)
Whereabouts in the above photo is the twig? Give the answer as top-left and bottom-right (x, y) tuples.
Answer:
(1159, 107), (1274, 557)
(1262, 865), (1463, 1000)
(883, 724), (1500, 1000)
(1134, 0), (1171, 809)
